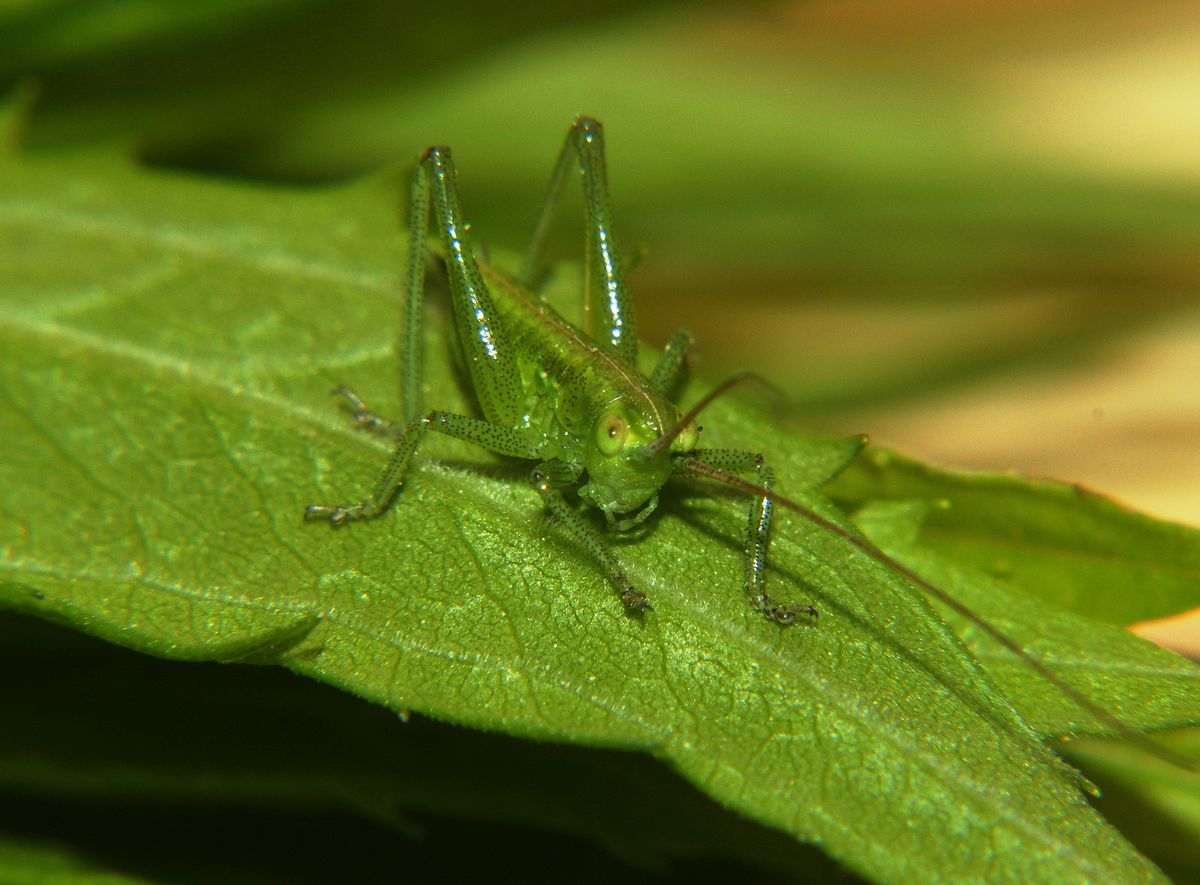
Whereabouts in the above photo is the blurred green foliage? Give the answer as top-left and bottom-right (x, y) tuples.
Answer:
(6, 2), (1198, 391)
(7, 0), (1199, 412)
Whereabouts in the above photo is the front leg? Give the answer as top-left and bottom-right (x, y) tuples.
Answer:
(605, 494), (658, 532)
(531, 461), (648, 614)
(675, 449), (817, 625)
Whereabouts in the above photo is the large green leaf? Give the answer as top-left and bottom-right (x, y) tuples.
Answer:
(2, 143), (1196, 882)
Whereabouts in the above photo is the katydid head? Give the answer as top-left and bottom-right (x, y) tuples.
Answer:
(578, 402), (696, 516)
(580, 374), (763, 516)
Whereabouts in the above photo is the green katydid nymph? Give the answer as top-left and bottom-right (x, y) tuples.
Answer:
(305, 115), (814, 624)
(304, 117), (1190, 768)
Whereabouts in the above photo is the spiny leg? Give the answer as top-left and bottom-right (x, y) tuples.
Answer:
(520, 116), (638, 365)
(309, 144), (534, 524)
(531, 460), (648, 613)
(331, 386), (403, 440)
(648, 328), (694, 397)
(306, 412), (426, 525)
(743, 462), (818, 625)
(306, 410), (538, 524)
(400, 150), (432, 424)
(421, 146), (524, 428)
(675, 449), (817, 625)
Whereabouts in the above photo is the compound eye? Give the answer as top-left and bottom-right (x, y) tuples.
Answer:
(596, 413), (629, 456)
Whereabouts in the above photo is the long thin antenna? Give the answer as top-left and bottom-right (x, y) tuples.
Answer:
(641, 373), (763, 458)
(681, 458), (1197, 772)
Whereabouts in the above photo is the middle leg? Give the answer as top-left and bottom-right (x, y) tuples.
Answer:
(306, 408), (540, 525)
(531, 460), (649, 613)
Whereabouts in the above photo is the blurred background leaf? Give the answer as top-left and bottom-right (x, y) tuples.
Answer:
(1063, 729), (1200, 884)
(4, 0), (1198, 520)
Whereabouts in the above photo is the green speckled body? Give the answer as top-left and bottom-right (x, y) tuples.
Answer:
(479, 264), (680, 470)
(308, 115), (811, 622)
